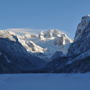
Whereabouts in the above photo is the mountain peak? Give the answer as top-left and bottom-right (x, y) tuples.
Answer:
(75, 15), (90, 41)
(38, 29), (72, 41)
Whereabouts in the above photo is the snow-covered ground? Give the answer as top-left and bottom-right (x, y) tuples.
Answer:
(0, 74), (90, 90)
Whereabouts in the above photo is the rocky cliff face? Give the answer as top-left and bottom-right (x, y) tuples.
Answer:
(63, 15), (90, 73)
(68, 15), (90, 57)
(44, 15), (90, 73)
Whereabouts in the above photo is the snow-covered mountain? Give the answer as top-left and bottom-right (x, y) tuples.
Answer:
(4, 29), (72, 61)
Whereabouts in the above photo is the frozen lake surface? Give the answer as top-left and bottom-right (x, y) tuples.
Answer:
(0, 73), (90, 90)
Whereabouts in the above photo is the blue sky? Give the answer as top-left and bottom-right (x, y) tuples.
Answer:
(0, 0), (90, 38)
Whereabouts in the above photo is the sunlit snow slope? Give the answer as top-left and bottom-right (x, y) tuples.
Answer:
(2, 28), (72, 61)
